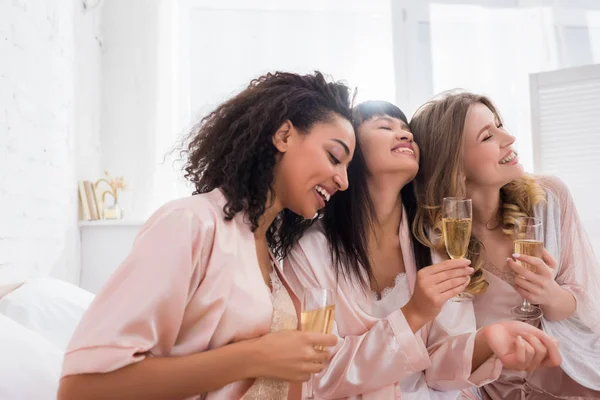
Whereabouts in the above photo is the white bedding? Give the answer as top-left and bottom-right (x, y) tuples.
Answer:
(0, 313), (63, 399)
(0, 276), (94, 399)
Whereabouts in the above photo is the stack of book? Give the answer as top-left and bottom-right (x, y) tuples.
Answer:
(78, 180), (103, 220)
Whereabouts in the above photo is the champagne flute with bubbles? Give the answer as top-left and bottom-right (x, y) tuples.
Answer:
(300, 288), (335, 399)
(511, 217), (544, 321)
(442, 197), (474, 302)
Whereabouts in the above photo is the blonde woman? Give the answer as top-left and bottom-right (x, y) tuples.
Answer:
(410, 91), (600, 399)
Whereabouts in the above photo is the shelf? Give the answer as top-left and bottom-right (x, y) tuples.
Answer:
(78, 220), (144, 227)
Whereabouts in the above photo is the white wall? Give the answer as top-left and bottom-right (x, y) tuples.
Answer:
(75, 1), (103, 181)
(1, 0), (172, 286)
(0, 0), (102, 284)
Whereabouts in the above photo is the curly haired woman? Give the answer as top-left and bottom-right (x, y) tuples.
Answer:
(57, 71), (356, 400)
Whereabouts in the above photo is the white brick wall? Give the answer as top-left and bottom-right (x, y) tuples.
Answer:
(0, 0), (101, 283)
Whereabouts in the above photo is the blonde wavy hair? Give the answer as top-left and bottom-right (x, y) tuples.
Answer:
(410, 91), (545, 295)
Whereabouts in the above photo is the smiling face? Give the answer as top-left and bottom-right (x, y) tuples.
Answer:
(462, 102), (524, 188)
(357, 115), (420, 184)
(272, 114), (356, 219)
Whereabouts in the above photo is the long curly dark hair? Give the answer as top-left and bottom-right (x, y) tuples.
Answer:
(181, 71), (353, 257)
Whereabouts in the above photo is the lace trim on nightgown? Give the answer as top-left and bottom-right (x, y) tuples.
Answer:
(483, 259), (517, 286)
(371, 272), (408, 302)
(244, 263), (298, 400)
(370, 273), (411, 320)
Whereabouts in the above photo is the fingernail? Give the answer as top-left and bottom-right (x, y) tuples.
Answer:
(465, 259), (472, 265)
(507, 257), (512, 262)
(513, 253), (520, 258)
(467, 267), (474, 273)
(517, 335), (524, 342)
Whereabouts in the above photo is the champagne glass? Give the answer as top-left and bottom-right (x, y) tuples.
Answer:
(442, 197), (474, 302)
(300, 288), (335, 400)
(511, 217), (544, 321)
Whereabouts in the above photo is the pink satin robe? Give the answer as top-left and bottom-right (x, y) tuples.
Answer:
(471, 175), (600, 399)
(283, 207), (502, 400)
(62, 189), (302, 400)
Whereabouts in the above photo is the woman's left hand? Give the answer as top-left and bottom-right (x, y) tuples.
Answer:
(508, 249), (560, 306)
(482, 320), (562, 372)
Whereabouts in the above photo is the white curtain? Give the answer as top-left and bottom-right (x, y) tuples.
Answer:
(427, 2), (600, 172)
(149, 0), (600, 216)
(151, 0), (398, 214)
(428, 4), (559, 172)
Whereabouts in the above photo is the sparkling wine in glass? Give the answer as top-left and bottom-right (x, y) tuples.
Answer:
(300, 288), (335, 399)
(442, 197), (474, 302)
(511, 217), (544, 321)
